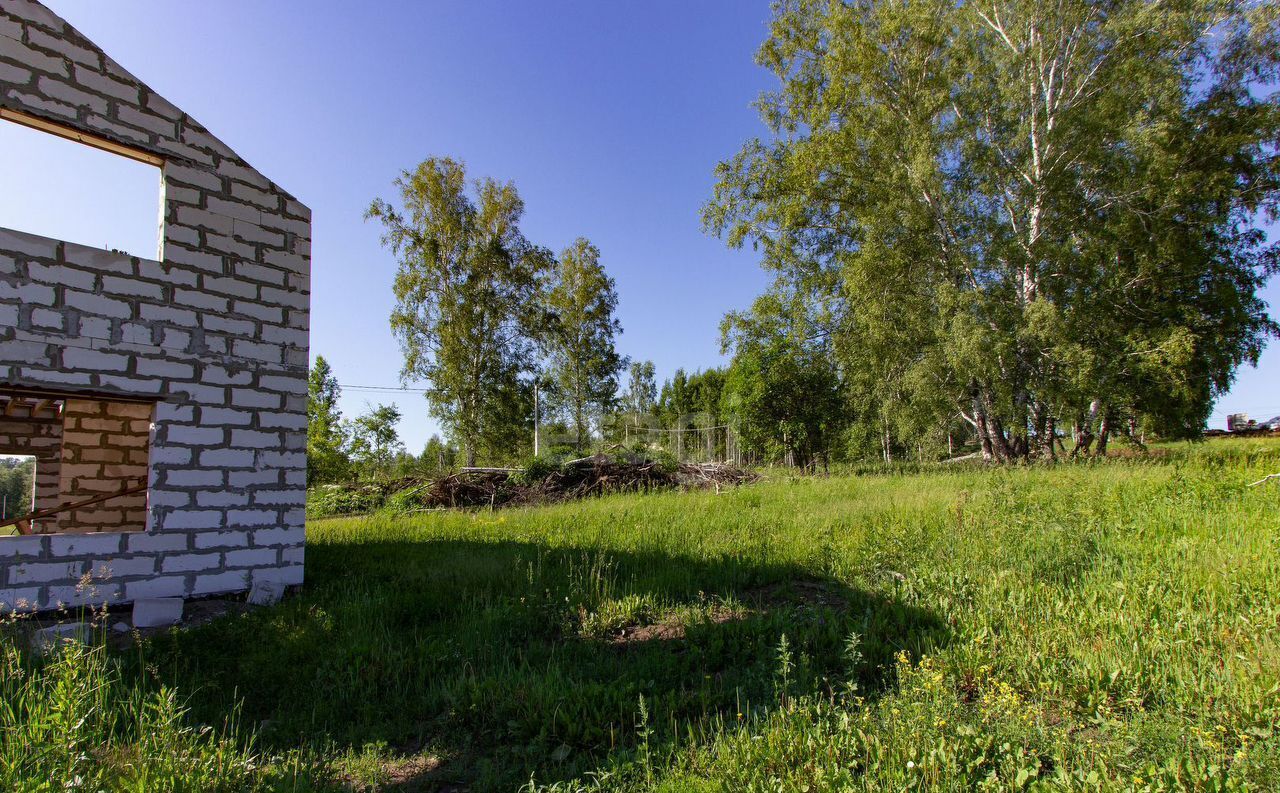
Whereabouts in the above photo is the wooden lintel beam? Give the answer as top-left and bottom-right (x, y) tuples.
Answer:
(0, 107), (164, 167)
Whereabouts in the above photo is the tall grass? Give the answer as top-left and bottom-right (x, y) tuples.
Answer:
(2, 438), (1277, 790)
(0, 627), (273, 792)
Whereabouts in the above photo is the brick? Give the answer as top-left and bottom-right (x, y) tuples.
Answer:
(160, 510), (223, 531)
(165, 469), (223, 488)
(167, 382), (226, 403)
(173, 288), (228, 312)
(132, 597), (183, 627)
(126, 532), (188, 553)
(163, 162), (222, 192)
(0, 588), (43, 612)
(0, 34), (66, 76)
(49, 534), (122, 556)
(28, 307), (64, 330)
(117, 104), (176, 137)
(199, 448), (255, 468)
(198, 407), (253, 425)
(91, 556), (155, 578)
(64, 289), (132, 319)
(102, 275), (164, 299)
(225, 547), (277, 568)
(217, 159), (271, 190)
(232, 429), (280, 448)
(253, 527), (303, 547)
(197, 491), (250, 508)
(234, 261), (286, 285)
(10, 561), (83, 584)
(29, 261), (94, 290)
(78, 316), (113, 339)
(120, 322), (153, 345)
(228, 509), (278, 527)
(47, 583), (122, 608)
(256, 564), (304, 586)
(259, 286), (308, 309)
(160, 553), (221, 573)
(253, 488), (307, 506)
(229, 469), (279, 488)
(194, 530), (248, 549)
(203, 275), (257, 299)
(161, 328), (191, 350)
(62, 347), (129, 372)
(27, 27), (98, 66)
(231, 387), (281, 408)
(126, 577), (188, 600)
(0, 60), (32, 84)
(192, 570), (248, 596)
(72, 64), (139, 101)
(206, 196), (261, 224)
(261, 325), (308, 347)
(0, 281), (56, 305)
(232, 300), (283, 323)
(0, 535), (47, 559)
(166, 246), (227, 275)
(259, 374), (307, 395)
(232, 219), (284, 246)
(86, 114), (151, 145)
(36, 75), (108, 113)
(148, 446), (192, 465)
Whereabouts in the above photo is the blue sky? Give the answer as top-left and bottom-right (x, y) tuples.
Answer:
(2, 1), (1277, 450)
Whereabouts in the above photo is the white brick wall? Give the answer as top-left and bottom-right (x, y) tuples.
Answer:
(0, 0), (309, 612)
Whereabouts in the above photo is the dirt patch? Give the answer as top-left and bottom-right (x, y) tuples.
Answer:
(608, 603), (748, 646)
(744, 579), (851, 611)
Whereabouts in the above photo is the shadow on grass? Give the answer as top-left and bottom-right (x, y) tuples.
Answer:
(133, 536), (948, 791)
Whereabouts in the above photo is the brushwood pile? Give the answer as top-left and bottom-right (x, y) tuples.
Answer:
(309, 453), (758, 516)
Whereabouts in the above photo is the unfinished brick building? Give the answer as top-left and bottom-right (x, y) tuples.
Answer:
(0, 0), (310, 612)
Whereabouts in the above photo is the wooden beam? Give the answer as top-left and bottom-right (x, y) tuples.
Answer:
(0, 479), (147, 534)
(0, 107), (164, 167)
(31, 399), (52, 418)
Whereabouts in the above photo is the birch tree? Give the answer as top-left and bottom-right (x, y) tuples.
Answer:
(545, 238), (626, 451)
(707, 0), (1279, 461)
(367, 158), (552, 466)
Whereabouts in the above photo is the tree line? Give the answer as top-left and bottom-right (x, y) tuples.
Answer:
(309, 0), (1279, 480)
(705, 0), (1278, 463)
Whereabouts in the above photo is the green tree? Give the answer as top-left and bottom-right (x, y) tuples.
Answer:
(422, 434), (458, 472)
(367, 157), (553, 466)
(706, 0), (1279, 462)
(722, 303), (843, 468)
(624, 360), (657, 417)
(306, 355), (350, 484)
(0, 456), (34, 525)
(545, 238), (626, 451)
(347, 404), (404, 479)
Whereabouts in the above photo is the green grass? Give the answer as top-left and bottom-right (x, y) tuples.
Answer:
(3, 438), (1280, 791)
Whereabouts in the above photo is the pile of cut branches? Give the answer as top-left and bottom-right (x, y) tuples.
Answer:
(316, 454), (759, 516)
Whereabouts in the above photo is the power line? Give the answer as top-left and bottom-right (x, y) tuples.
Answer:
(338, 383), (433, 393)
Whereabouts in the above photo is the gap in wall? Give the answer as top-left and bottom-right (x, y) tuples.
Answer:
(0, 117), (161, 260)
(0, 455), (36, 537)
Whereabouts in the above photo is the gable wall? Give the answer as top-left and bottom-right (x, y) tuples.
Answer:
(0, 0), (310, 611)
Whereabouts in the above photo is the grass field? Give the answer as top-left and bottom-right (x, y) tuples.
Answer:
(4, 438), (1280, 791)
